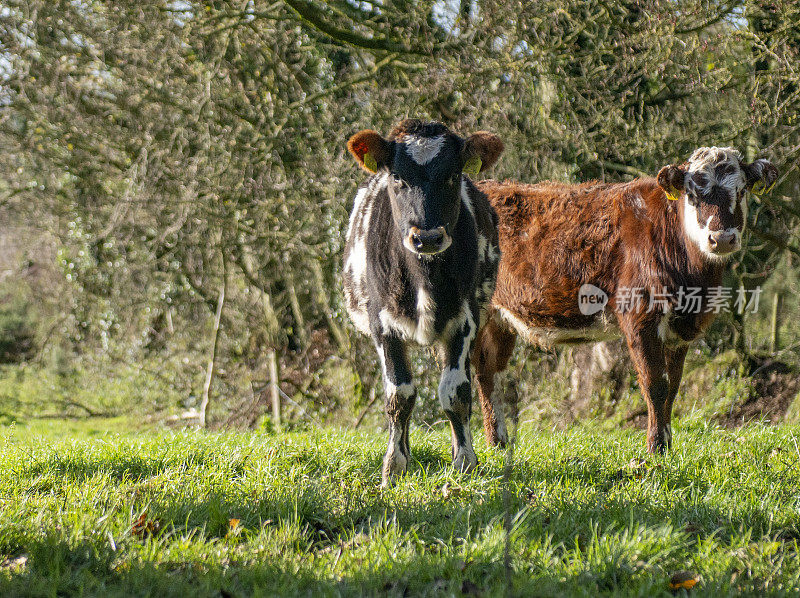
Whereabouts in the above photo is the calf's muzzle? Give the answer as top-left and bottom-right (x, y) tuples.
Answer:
(405, 226), (451, 255)
(708, 230), (739, 254)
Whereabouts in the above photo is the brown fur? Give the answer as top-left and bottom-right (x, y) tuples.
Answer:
(473, 177), (725, 452)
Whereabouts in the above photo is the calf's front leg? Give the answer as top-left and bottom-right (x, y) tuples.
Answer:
(438, 306), (479, 472)
(375, 335), (416, 487)
(662, 345), (688, 450)
(621, 317), (671, 453)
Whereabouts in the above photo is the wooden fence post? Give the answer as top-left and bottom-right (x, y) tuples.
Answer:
(268, 348), (281, 431)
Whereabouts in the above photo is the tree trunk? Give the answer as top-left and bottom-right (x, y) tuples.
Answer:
(770, 292), (781, 354)
(285, 270), (308, 350)
(199, 258), (227, 428)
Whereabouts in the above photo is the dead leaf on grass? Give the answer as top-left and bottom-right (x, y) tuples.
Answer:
(442, 481), (465, 499)
(669, 570), (700, 592)
(131, 511), (161, 538)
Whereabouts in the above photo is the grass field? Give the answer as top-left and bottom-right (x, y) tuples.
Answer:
(1, 418), (799, 597)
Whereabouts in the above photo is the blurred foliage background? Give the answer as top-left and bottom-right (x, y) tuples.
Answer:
(1, 0), (799, 432)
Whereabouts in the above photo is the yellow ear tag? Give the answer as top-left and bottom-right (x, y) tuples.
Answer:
(752, 180), (776, 195)
(463, 156), (482, 178)
(665, 189), (679, 201)
(363, 152), (378, 173)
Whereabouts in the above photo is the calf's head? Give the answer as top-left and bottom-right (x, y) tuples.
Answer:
(658, 147), (778, 261)
(348, 119), (503, 256)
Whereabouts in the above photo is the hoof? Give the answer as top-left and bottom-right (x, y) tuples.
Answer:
(452, 448), (478, 473)
(485, 421), (508, 448)
(381, 450), (408, 487)
(647, 425), (672, 455)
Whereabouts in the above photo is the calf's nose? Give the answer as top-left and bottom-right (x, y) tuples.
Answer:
(407, 226), (450, 255)
(708, 230), (738, 253)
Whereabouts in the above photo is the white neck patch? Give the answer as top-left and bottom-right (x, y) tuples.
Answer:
(404, 135), (445, 165)
(682, 197), (741, 262)
(683, 199), (716, 258)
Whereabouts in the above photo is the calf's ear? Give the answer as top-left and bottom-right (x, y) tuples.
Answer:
(743, 159), (778, 193)
(347, 130), (391, 173)
(462, 132), (504, 176)
(657, 164), (686, 201)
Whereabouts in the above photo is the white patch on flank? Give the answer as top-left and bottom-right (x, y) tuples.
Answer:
(404, 135), (445, 165)
(460, 179), (475, 218)
(344, 174), (389, 335)
(630, 192), (649, 221)
(497, 307), (620, 349)
(345, 186), (370, 239)
(476, 234), (487, 261)
(438, 302), (476, 411)
(380, 286), (439, 346)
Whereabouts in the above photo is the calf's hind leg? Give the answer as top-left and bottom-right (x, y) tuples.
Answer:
(438, 305), (480, 472)
(375, 335), (416, 487)
(473, 312), (517, 447)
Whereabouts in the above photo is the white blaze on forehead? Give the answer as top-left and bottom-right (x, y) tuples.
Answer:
(404, 135), (446, 165)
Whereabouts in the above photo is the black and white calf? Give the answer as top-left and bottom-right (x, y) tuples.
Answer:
(343, 119), (503, 486)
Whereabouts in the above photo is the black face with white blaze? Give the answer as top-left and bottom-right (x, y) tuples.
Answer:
(657, 147), (778, 261)
(348, 119), (503, 257)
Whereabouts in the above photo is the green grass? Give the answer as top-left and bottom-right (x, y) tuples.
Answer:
(1, 420), (799, 597)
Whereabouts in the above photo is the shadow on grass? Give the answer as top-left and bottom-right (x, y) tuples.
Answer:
(0, 527), (785, 598)
(19, 449), (226, 490)
(6, 433), (798, 596)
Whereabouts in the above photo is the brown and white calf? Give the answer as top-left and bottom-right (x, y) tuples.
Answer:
(343, 119), (503, 485)
(473, 147), (778, 453)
